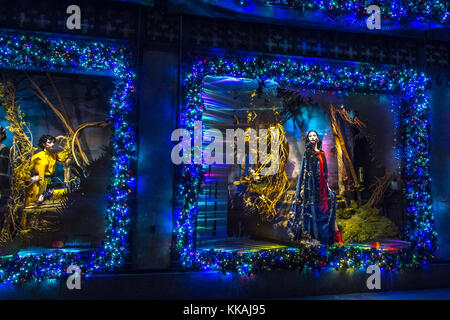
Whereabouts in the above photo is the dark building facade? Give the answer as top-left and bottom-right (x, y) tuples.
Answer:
(0, 0), (449, 299)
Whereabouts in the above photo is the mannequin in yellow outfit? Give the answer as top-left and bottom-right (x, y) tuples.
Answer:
(25, 134), (70, 207)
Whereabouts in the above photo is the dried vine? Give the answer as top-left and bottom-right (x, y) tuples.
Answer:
(0, 82), (34, 242)
(368, 173), (395, 207)
(71, 121), (109, 168)
(25, 72), (90, 169)
(241, 123), (290, 219)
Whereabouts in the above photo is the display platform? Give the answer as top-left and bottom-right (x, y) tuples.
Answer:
(197, 237), (411, 253)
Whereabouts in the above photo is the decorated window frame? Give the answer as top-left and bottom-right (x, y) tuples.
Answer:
(175, 55), (436, 275)
(0, 29), (136, 284)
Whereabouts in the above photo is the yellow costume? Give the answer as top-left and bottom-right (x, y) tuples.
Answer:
(25, 148), (70, 206)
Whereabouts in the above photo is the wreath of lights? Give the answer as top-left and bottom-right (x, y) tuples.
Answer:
(0, 30), (136, 284)
(175, 56), (436, 275)
(238, 0), (449, 25)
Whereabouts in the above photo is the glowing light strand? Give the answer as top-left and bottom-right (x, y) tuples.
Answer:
(238, 0), (449, 25)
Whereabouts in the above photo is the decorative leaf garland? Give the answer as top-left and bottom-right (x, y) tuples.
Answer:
(238, 0), (449, 25)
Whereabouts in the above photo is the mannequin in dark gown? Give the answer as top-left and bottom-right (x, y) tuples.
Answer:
(288, 130), (343, 245)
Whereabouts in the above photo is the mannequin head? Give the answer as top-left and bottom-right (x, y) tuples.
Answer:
(305, 130), (322, 149)
(38, 134), (56, 152)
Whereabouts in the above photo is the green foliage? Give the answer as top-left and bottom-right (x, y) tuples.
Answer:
(1, 83), (34, 190)
(0, 82), (35, 241)
(337, 201), (399, 243)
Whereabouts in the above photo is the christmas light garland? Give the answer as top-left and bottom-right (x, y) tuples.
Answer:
(175, 56), (436, 275)
(0, 30), (136, 284)
(238, 0), (449, 25)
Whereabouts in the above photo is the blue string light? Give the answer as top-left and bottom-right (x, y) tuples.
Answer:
(237, 0), (449, 25)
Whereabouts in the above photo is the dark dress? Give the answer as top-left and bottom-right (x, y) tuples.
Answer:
(288, 144), (337, 244)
